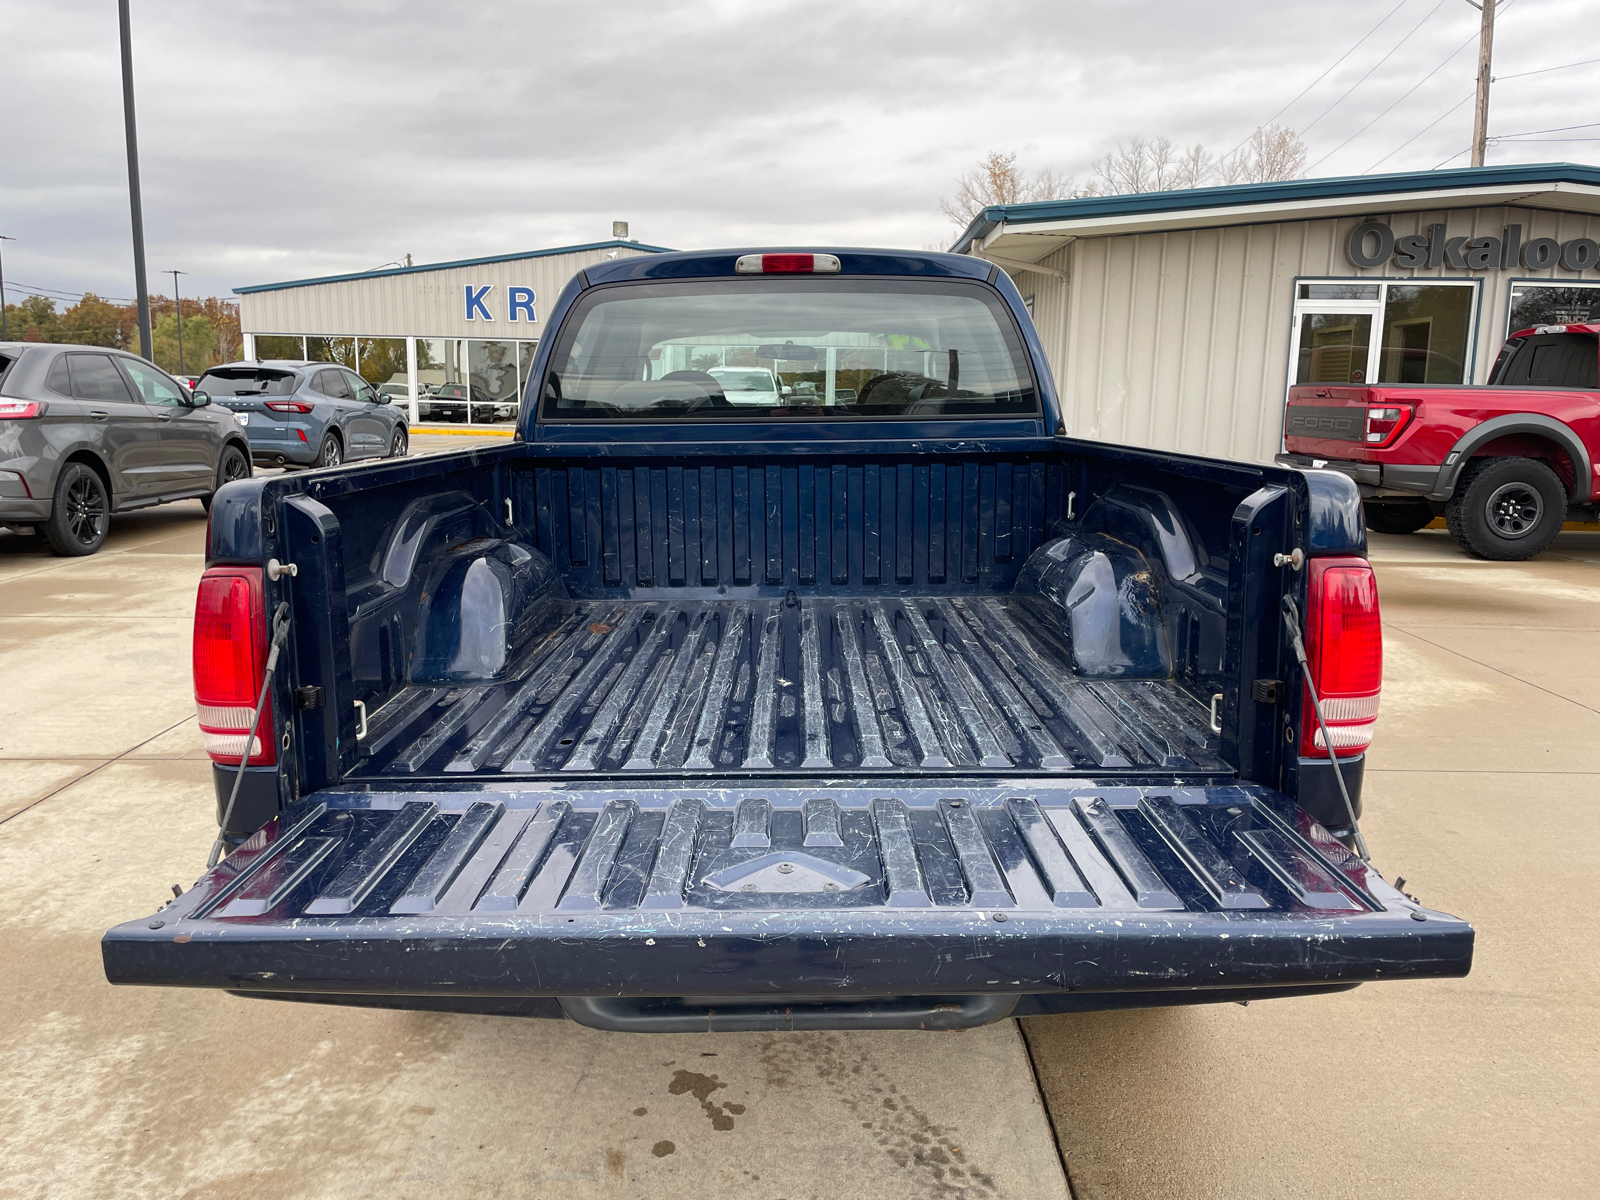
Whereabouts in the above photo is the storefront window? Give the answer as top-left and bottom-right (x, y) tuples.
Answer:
(305, 336), (356, 368)
(355, 337), (407, 388)
(1507, 282), (1600, 334)
(255, 334), (304, 360)
(468, 339), (519, 423)
(1290, 280), (1477, 388)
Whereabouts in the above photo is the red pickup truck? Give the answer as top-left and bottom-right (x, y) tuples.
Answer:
(1278, 324), (1600, 560)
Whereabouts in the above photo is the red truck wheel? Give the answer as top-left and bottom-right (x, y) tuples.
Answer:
(1445, 457), (1566, 561)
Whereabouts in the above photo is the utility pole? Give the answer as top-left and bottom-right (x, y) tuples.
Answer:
(0, 235), (14, 341)
(166, 269), (187, 373)
(1469, 0), (1496, 167)
(119, 0), (153, 360)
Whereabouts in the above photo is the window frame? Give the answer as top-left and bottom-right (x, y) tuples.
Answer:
(1287, 275), (1482, 391)
(1504, 278), (1600, 338)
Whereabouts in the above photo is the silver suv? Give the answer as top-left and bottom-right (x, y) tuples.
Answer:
(0, 343), (252, 555)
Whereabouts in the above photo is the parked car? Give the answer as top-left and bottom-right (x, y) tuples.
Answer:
(104, 248), (1472, 1032)
(422, 381), (510, 423)
(1280, 322), (1600, 560)
(377, 382), (411, 407)
(196, 360), (409, 469)
(708, 366), (781, 404)
(0, 342), (251, 555)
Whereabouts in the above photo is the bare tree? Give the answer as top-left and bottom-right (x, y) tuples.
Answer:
(940, 151), (1077, 230)
(1217, 125), (1309, 185)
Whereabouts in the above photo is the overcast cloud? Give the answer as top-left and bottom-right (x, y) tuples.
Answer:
(1, 0), (1594, 304)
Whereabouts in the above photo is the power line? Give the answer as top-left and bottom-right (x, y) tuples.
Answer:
(1488, 121), (1600, 137)
(1364, 91), (1474, 171)
(1308, 23), (1483, 172)
(1494, 56), (1600, 81)
(1299, 0), (1452, 136)
(1224, 0), (1412, 157)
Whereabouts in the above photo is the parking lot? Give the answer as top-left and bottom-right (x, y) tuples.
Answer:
(1, 455), (1595, 1197)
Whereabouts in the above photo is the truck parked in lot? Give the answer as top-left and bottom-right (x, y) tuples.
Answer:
(1280, 323), (1600, 560)
(103, 249), (1472, 1032)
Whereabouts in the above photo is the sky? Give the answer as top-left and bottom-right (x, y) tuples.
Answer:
(0, 0), (1595, 306)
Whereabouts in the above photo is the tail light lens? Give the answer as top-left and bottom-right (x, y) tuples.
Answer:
(1300, 557), (1382, 758)
(193, 566), (275, 766)
(1365, 404), (1412, 445)
(264, 400), (313, 413)
(0, 401), (43, 419)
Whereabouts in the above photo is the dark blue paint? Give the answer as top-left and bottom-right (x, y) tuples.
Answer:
(1303, 468), (1367, 557)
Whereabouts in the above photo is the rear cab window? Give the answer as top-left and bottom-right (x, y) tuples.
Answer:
(198, 367), (299, 397)
(540, 278), (1039, 422)
(1490, 330), (1600, 389)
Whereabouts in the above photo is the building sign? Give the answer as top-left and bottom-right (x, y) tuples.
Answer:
(1346, 222), (1600, 274)
(463, 284), (538, 322)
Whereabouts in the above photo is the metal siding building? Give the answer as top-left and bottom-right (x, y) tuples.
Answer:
(955, 164), (1600, 466)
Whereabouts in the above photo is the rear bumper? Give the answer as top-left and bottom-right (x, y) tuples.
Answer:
(1276, 454), (1443, 499)
(0, 498), (50, 523)
(103, 783), (1474, 1000)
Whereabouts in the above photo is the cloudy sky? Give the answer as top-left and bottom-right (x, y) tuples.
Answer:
(1, 0), (1594, 305)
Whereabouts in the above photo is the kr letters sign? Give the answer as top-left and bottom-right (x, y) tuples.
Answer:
(463, 284), (537, 323)
(1346, 222), (1599, 274)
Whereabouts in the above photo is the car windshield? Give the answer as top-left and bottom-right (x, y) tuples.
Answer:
(540, 278), (1037, 421)
(199, 367), (298, 397)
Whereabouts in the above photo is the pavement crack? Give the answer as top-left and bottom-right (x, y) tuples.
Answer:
(0, 714), (198, 830)
(1387, 625), (1600, 717)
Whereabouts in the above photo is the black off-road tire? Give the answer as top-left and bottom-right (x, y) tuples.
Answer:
(43, 462), (110, 556)
(389, 426), (409, 458)
(1444, 457), (1566, 561)
(315, 431), (344, 469)
(201, 444), (251, 513)
(1363, 499), (1435, 536)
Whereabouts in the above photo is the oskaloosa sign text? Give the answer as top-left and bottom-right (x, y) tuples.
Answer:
(1347, 221), (1599, 274)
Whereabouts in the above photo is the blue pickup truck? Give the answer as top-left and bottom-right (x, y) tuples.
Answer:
(103, 249), (1472, 1032)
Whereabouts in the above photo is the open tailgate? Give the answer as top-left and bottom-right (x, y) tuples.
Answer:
(104, 784), (1472, 1015)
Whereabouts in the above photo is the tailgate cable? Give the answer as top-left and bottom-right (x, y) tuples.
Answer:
(208, 602), (292, 869)
(1280, 595), (1370, 861)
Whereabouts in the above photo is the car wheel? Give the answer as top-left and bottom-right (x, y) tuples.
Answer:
(201, 444), (252, 512)
(43, 462), (110, 556)
(1444, 457), (1566, 561)
(1363, 499), (1435, 535)
(316, 431), (343, 469)
(389, 426), (409, 458)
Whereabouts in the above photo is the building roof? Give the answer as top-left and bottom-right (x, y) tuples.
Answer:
(950, 162), (1600, 263)
(233, 239), (676, 295)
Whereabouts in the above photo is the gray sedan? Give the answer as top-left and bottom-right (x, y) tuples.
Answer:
(0, 342), (251, 556)
(197, 360), (409, 469)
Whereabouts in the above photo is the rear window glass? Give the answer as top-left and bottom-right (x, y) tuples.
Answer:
(198, 367), (298, 396)
(540, 278), (1038, 421)
(1490, 332), (1599, 389)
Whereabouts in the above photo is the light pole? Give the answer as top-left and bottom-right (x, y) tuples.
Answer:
(0, 235), (14, 341)
(119, 0), (153, 360)
(166, 268), (187, 373)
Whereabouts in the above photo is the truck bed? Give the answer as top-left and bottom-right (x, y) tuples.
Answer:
(354, 595), (1226, 780)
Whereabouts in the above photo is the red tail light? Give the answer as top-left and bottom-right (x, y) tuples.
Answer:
(1300, 557), (1382, 758)
(734, 253), (843, 274)
(0, 401), (43, 419)
(193, 566), (275, 766)
(264, 400), (314, 413)
(1365, 404), (1412, 445)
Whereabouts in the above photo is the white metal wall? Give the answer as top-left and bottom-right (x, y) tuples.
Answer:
(1013, 205), (1600, 465)
(237, 245), (660, 341)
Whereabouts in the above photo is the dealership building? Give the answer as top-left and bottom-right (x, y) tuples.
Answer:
(235, 237), (671, 426)
(235, 163), (1600, 456)
(950, 162), (1600, 464)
